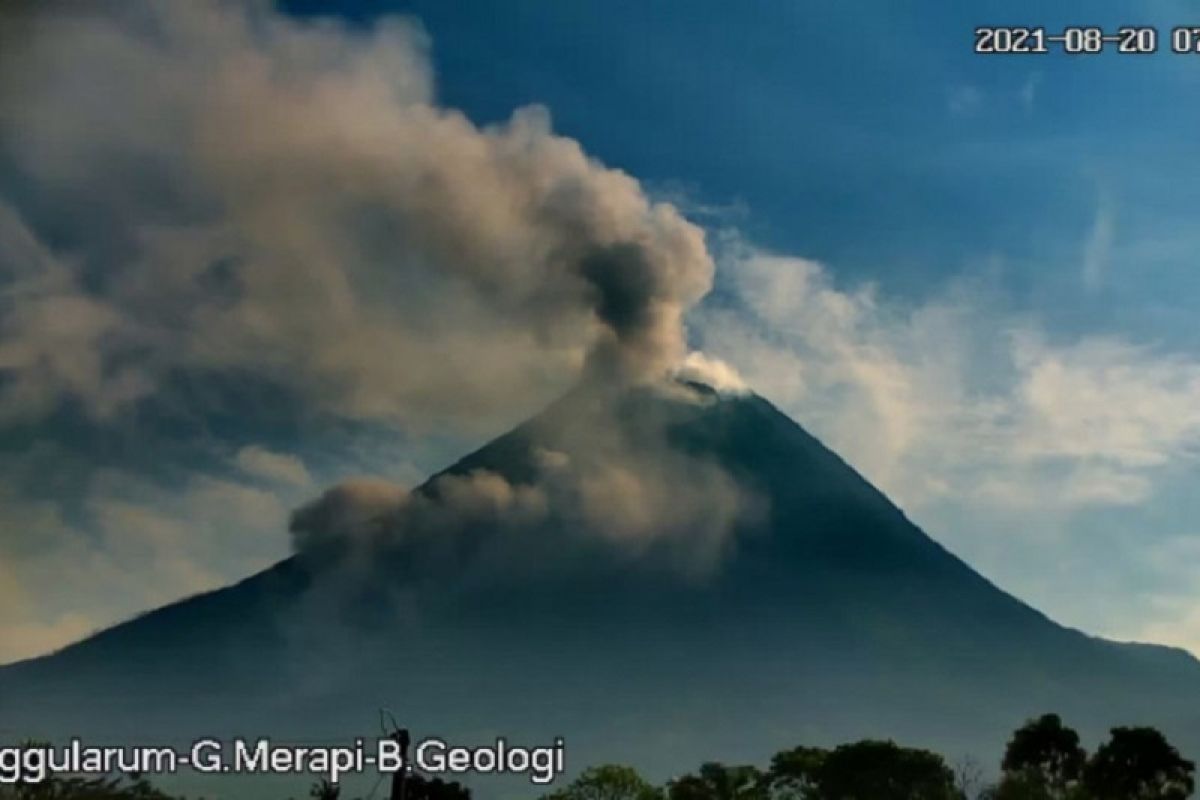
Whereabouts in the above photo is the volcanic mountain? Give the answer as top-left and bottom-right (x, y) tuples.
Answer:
(2, 380), (1198, 794)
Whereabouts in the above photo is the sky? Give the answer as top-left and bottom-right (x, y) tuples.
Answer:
(2, 0), (1200, 664)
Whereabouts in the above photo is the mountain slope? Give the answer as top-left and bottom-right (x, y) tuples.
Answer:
(2, 381), (1198, 792)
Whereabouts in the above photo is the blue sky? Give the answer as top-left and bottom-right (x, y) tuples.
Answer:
(1, 0), (1199, 663)
(286, 0), (1200, 338)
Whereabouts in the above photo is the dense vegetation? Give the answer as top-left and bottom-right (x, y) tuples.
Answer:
(539, 715), (1195, 800)
(1, 714), (1193, 799)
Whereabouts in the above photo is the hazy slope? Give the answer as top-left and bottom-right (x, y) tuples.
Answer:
(2, 381), (1198, 788)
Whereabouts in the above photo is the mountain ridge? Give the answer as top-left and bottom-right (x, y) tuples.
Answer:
(2, 381), (1198, 795)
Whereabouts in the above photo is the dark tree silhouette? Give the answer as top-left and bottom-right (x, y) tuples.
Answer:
(984, 770), (1074, 800)
(310, 778), (341, 799)
(763, 746), (825, 800)
(0, 775), (180, 799)
(540, 764), (662, 800)
(998, 714), (1086, 797)
(813, 740), (960, 800)
(1082, 726), (1195, 800)
(405, 773), (472, 800)
(667, 762), (766, 800)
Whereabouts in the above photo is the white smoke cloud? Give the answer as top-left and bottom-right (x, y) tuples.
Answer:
(0, 0), (714, 432)
(674, 351), (748, 394)
(289, 382), (764, 595)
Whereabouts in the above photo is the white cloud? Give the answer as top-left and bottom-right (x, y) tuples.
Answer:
(1010, 334), (1200, 470)
(235, 445), (313, 487)
(0, 451), (312, 664)
(674, 351), (747, 393)
(694, 243), (1200, 513)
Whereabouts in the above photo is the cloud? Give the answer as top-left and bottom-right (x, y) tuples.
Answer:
(693, 241), (1200, 513)
(0, 489), (111, 664)
(0, 446), (311, 664)
(1010, 334), (1200, 471)
(0, 559), (95, 664)
(0, 205), (153, 423)
(1111, 533), (1200, 656)
(0, 0), (714, 434)
(1081, 194), (1115, 290)
(674, 351), (748, 394)
(289, 478), (410, 558)
(1019, 73), (1042, 115)
(235, 445), (313, 487)
(947, 85), (983, 117)
(1140, 596), (1200, 658)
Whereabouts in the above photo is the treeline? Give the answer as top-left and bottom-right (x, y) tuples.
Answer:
(1, 714), (1194, 799)
(540, 714), (1196, 800)
(0, 774), (178, 799)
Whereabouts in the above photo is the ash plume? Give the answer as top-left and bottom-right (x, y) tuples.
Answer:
(0, 0), (754, 643)
(0, 0), (714, 430)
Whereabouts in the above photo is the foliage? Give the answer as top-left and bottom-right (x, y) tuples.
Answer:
(763, 746), (825, 800)
(665, 741), (958, 800)
(667, 763), (766, 800)
(810, 740), (960, 800)
(1082, 727), (1195, 800)
(985, 768), (1089, 800)
(999, 714), (1086, 797)
(310, 778), (340, 800)
(542, 764), (662, 800)
(406, 773), (473, 800)
(6, 716), (1197, 800)
(0, 775), (180, 800)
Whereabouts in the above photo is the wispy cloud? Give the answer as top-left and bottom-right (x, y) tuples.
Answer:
(947, 85), (984, 117)
(0, 442), (317, 663)
(1019, 72), (1042, 115)
(1082, 193), (1116, 290)
(695, 240), (1200, 512)
(235, 445), (314, 488)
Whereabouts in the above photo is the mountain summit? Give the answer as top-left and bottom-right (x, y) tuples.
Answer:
(2, 380), (1198, 791)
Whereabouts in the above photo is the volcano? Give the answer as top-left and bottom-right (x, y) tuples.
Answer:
(2, 380), (1198, 794)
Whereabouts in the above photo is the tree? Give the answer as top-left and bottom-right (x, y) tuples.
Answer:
(667, 763), (765, 800)
(999, 714), (1086, 797)
(542, 765), (661, 800)
(813, 740), (960, 800)
(764, 746), (826, 800)
(407, 773), (473, 800)
(953, 756), (986, 800)
(985, 770), (1083, 800)
(310, 779), (341, 800)
(1083, 726), (1195, 800)
(0, 774), (180, 799)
